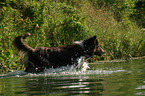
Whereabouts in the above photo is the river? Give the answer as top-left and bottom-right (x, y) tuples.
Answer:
(0, 58), (145, 96)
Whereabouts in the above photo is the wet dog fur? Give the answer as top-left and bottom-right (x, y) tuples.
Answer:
(14, 33), (105, 73)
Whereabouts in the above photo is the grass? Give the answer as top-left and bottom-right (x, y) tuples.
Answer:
(0, 0), (145, 73)
(73, 0), (145, 59)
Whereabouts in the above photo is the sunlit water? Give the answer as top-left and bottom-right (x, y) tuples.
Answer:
(0, 58), (145, 96)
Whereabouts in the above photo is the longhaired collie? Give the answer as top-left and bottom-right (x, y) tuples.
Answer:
(14, 33), (105, 73)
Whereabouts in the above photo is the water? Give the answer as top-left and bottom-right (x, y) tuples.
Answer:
(0, 58), (145, 96)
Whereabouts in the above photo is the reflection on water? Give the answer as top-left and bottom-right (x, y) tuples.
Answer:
(0, 58), (145, 96)
(0, 75), (105, 95)
(25, 76), (104, 95)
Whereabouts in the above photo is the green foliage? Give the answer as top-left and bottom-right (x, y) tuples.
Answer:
(0, 0), (90, 73)
(130, 1), (145, 27)
(58, 15), (89, 45)
(90, 0), (135, 22)
(0, 49), (22, 73)
(0, 0), (145, 73)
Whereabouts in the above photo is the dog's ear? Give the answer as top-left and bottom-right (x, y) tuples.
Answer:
(92, 36), (97, 42)
(90, 36), (98, 46)
(88, 35), (97, 43)
(92, 36), (97, 39)
(92, 36), (99, 46)
(83, 35), (97, 46)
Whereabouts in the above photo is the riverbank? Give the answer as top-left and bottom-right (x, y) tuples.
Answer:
(89, 56), (145, 64)
(0, 0), (145, 73)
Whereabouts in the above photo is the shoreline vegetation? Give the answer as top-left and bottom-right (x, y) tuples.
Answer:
(0, 0), (145, 73)
(89, 56), (145, 64)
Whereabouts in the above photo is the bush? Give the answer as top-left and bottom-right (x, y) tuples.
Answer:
(0, 0), (91, 73)
(130, 1), (145, 27)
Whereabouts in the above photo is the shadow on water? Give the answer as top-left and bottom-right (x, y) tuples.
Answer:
(0, 58), (145, 96)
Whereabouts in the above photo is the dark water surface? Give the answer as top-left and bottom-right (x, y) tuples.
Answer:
(0, 58), (145, 96)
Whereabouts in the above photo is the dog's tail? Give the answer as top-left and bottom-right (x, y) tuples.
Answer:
(14, 32), (34, 52)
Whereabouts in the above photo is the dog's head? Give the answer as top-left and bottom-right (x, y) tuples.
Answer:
(78, 36), (106, 58)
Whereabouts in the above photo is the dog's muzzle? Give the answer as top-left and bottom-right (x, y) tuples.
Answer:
(94, 45), (106, 56)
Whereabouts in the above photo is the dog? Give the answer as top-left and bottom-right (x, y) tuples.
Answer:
(14, 33), (105, 73)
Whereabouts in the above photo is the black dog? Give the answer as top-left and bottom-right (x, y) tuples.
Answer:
(14, 33), (105, 73)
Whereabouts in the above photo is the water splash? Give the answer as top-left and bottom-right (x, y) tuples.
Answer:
(0, 57), (89, 78)
(0, 57), (128, 78)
